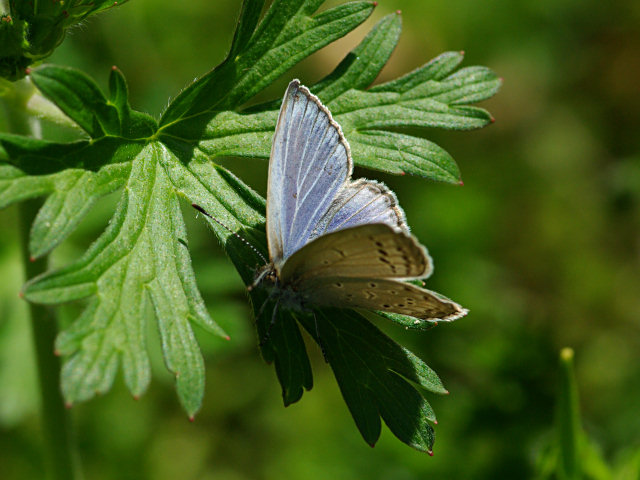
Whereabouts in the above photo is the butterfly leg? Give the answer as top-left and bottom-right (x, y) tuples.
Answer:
(312, 310), (329, 363)
(259, 297), (281, 347)
(253, 290), (276, 327)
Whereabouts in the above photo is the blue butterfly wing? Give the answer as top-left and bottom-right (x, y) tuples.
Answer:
(267, 80), (352, 269)
(312, 178), (408, 238)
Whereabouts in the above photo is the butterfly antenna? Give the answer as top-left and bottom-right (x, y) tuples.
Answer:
(192, 203), (267, 264)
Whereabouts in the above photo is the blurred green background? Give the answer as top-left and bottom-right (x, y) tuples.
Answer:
(1, 0), (639, 478)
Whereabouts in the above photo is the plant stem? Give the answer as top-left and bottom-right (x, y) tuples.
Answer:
(6, 80), (79, 480)
(557, 347), (581, 480)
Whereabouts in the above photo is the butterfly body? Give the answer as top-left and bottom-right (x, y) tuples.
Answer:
(254, 80), (467, 325)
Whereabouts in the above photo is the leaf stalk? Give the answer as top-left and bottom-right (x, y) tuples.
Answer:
(5, 79), (80, 480)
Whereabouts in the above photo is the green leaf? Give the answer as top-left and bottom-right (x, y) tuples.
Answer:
(1, 0), (501, 448)
(228, 0), (266, 59)
(313, 12), (403, 102)
(29, 164), (129, 259)
(0, 134), (89, 173)
(255, 304), (313, 406)
(186, 48), (499, 182)
(24, 145), (227, 416)
(298, 309), (445, 452)
(348, 130), (460, 179)
(370, 50), (466, 92)
(30, 65), (156, 139)
(159, 0), (375, 131)
(30, 66), (120, 138)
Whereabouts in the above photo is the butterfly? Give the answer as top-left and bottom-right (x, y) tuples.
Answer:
(248, 80), (468, 331)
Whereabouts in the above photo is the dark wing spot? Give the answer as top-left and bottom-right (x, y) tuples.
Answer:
(334, 282), (343, 288)
(368, 282), (377, 288)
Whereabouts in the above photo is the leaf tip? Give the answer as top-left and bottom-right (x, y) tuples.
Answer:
(490, 116), (496, 124)
(458, 180), (464, 186)
(53, 349), (61, 357)
(111, 65), (118, 71)
(369, 442), (376, 448)
(224, 335), (231, 341)
(65, 401), (73, 409)
(427, 449), (434, 457)
(29, 256), (36, 263)
(133, 394), (140, 401)
(395, 9), (402, 15)
(189, 415), (195, 422)
(371, 1), (378, 6)
(25, 67), (32, 75)
(18, 291), (24, 299)
(459, 50), (465, 56)
(444, 389), (450, 395)
(433, 419), (438, 425)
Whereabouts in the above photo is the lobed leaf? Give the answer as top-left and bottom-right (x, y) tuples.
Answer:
(30, 65), (156, 140)
(24, 145), (227, 416)
(313, 12), (402, 102)
(29, 164), (130, 259)
(296, 309), (445, 452)
(30, 66), (120, 138)
(1, 0), (502, 450)
(159, 0), (375, 132)
(187, 46), (498, 182)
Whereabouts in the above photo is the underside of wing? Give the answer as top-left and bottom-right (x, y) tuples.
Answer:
(299, 277), (468, 322)
(311, 178), (408, 239)
(280, 223), (432, 285)
(267, 80), (352, 268)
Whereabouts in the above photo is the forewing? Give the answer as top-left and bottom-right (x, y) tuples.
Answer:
(311, 179), (407, 239)
(300, 277), (468, 322)
(280, 224), (432, 284)
(266, 80), (352, 268)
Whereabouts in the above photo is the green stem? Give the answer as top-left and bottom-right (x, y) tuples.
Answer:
(557, 347), (581, 480)
(6, 80), (79, 480)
